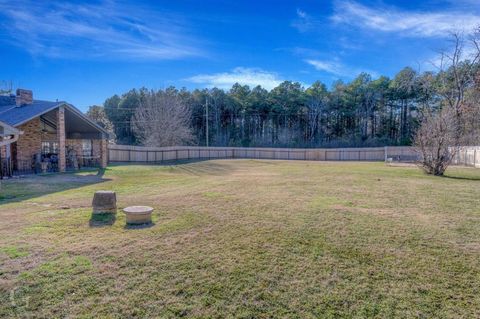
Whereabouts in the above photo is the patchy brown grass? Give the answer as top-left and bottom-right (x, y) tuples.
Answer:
(0, 160), (480, 318)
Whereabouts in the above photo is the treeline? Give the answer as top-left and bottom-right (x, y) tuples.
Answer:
(93, 63), (478, 148)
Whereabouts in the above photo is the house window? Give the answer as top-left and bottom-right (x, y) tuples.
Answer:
(41, 141), (59, 155)
(82, 140), (92, 157)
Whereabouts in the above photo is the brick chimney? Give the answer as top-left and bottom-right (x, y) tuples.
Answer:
(15, 89), (33, 106)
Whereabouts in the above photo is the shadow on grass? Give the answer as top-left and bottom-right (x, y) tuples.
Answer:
(124, 222), (155, 230)
(0, 168), (111, 204)
(442, 175), (480, 181)
(89, 213), (116, 227)
(442, 167), (480, 181)
(109, 159), (238, 176)
(109, 158), (214, 167)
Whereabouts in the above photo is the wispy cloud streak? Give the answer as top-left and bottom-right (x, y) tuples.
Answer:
(187, 67), (283, 90)
(332, 1), (480, 37)
(305, 59), (378, 78)
(291, 9), (314, 33)
(0, 0), (204, 59)
(305, 60), (346, 76)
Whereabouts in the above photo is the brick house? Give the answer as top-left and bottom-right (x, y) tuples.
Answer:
(0, 89), (109, 176)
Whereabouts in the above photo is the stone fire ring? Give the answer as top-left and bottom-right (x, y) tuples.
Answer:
(123, 206), (154, 225)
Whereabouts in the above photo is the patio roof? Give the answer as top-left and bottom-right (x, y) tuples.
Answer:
(0, 120), (20, 136)
(0, 120), (22, 147)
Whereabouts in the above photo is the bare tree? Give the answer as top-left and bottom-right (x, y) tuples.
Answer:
(436, 32), (480, 116)
(415, 29), (480, 176)
(305, 82), (329, 143)
(461, 70), (480, 146)
(465, 26), (480, 144)
(86, 105), (116, 142)
(132, 89), (193, 147)
(414, 107), (462, 176)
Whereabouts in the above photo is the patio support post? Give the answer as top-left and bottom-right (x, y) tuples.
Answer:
(100, 137), (108, 168)
(57, 106), (66, 172)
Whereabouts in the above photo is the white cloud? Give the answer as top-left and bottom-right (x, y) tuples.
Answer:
(332, 1), (480, 37)
(296, 9), (307, 19)
(305, 60), (346, 76)
(291, 8), (314, 33)
(305, 59), (378, 78)
(186, 67), (284, 90)
(0, 0), (204, 60)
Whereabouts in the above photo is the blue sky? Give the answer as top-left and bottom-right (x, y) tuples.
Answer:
(1, 0), (479, 111)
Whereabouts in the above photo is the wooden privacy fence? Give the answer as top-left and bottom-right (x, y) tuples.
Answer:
(451, 146), (480, 168)
(108, 144), (480, 167)
(109, 145), (418, 163)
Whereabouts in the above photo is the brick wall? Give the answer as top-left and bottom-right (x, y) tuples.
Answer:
(100, 139), (108, 168)
(57, 106), (66, 172)
(16, 117), (42, 164)
(92, 139), (101, 158)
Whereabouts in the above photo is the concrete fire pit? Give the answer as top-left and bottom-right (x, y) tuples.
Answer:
(123, 206), (154, 225)
(92, 191), (117, 214)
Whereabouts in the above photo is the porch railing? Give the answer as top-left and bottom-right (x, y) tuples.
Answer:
(66, 156), (101, 171)
(0, 159), (37, 177)
(0, 158), (13, 178)
(1, 155), (99, 178)
(80, 156), (101, 169)
(16, 160), (35, 175)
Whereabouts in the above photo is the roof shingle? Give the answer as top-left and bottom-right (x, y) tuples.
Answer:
(0, 99), (65, 126)
(0, 96), (108, 136)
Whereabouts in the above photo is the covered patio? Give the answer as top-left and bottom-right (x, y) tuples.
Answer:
(0, 90), (108, 177)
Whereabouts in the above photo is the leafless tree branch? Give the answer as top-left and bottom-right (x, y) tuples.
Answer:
(132, 89), (193, 147)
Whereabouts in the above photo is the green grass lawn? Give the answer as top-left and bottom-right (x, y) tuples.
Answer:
(1, 160), (480, 318)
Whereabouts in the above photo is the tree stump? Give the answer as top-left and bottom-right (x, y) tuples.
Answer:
(123, 206), (153, 225)
(92, 191), (117, 214)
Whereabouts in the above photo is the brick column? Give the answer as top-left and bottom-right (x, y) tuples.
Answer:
(57, 106), (66, 172)
(100, 137), (108, 168)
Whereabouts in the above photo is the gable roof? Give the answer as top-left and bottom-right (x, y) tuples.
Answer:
(0, 97), (108, 136)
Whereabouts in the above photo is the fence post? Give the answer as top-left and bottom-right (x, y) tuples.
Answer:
(7, 157), (11, 177)
(0, 152), (3, 179)
(128, 149), (131, 162)
(384, 146), (387, 162)
(474, 149), (477, 168)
